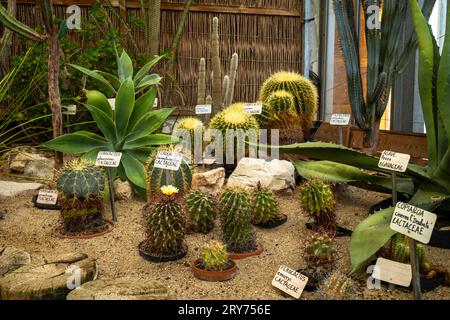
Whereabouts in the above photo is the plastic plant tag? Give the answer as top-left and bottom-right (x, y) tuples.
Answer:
(108, 98), (116, 111)
(62, 105), (77, 115)
(272, 265), (308, 299)
(378, 150), (411, 173)
(330, 114), (351, 126)
(243, 102), (263, 115)
(373, 258), (412, 287)
(154, 151), (182, 171)
(36, 189), (58, 205)
(390, 202), (437, 244)
(195, 104), (212, 115)
(96, 151), (122, 168)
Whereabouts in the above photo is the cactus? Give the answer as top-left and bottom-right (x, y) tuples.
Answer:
(209, 103), (259, 132)
(304, 234), (336, 271)
(224, 53), (239, 107)
(0, 3), (46, 42)
(254, 103), (273, 129)
(220, 187), (256, 253)
(200, 240), (229, 271)
(197, 58), (206, 105)
(223, 75), (230, 102)
(318, 271), (358, 300)
(251, 183), (279, 225)
(211, 17), (222, 115)
(55, 159), (106, 233)
(390, 234), (430, 273)
(187, 190), (217, 234)
(146, 146), (192, 201)
(267, 90), (295, 113)
(299, 179), (336, 232)
(259, 71), (318, 135)
(143, 185), (186, 256)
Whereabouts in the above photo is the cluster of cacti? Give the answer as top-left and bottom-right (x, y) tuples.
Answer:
(144, 185), (186, 256)
(299, 179), (336, 232)
(304, 234), (336, 271)
(251, 183), (279, 225)
(200, 240), (230, 271)
(146, 146), (192, 201)
(318, 271), (358, 300)
(55, 159), (106, 233)
(197, 17), (239, 116)
(390, 234), (431, 273)
(186, 190), (217, 234)
(219, 187), (256, 253)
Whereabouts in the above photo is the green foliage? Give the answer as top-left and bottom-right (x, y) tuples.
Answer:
(304, 234), (336, 271)
(186, 190), (216, 234)
(219, 187), (256, 253)
(318, 271), (358, 300)
(200, 240), (229, 271)
(251, 184), (279, 225)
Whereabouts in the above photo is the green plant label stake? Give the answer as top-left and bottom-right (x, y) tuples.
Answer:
(96, 151), (123, 222)
(330, 114), (351, 145)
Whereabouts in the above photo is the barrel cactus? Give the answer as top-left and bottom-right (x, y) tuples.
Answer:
(304, 234), (336, 272)
(174, 117), (205, 162)
(267, 90), (294, 113)
(390, 234), (430, 273)
(209, 103), (259, 132)
(318, 271), (358, 300)
(219, 187), (256, 253)
(251, 183), (279, 225)
(200, 240), (230, 271)
(146, 146), (192, 201)
(143, 185), (186, 257)
(299, 179), (336, 232)
(186, 190), (217, 234)
(55, 159), (106, 233)
(254, 103), (273, 129)
(175, 117), (205, 138)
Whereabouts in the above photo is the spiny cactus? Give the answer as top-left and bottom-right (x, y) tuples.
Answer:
(211, 16), (222, 115)
(390, 233), (430, 273)
(251, 183), (279, 225)
(224, 53), (239, 107)
(197, 58), (206, 105)
(304, 234), (336, 271)
(176, 117), (205, 137)
(299, 179), (336, 232)
(200, 240), (229, 271)
(209, 103), (260, 132)
(220, 187), (256, 253)
(259, 71), (318, 135)
(254, 103), (273, 129)
(187, 190), (217, 234)
(144, 185), (186, 256)
(267, 90), (295, 113)
(318, 271), (358, 300)
(146, 146), (192, 201)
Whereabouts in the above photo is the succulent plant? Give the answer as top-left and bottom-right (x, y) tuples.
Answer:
(318, 271), (358, 300)
(144, 185), (186, 256)
(209, 103), (260, 132)
(146, 145), (192, 201)
(299, 179), (336, 232)
(254, 103), (273, 129)
(200, 240), (230, 271)
(259, 71), (318, 135)
(174, 117), (205, 161)
(390, 233), (430, 273)
(219, 187), (256, 253)
(267, 90), (295, 113)
(251, 183), (279, 225)
(186, 190), (217, 234)
(304, 234), (337, 272)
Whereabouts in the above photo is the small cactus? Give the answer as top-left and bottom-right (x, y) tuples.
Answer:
(251, 183), (279, 225)
(267, 90), (295, 113)
(209, 103), (260, 132)
(318, 271), (358, 300)
(186, 190), (217, 234)
(390, 233), (430, 273)
(304, 234), (336, 272)
(200, 240), (229, 271)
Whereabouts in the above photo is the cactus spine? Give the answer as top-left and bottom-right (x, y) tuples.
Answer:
(251, 183), (279, 225)
(318, 271), (358, 300)
(197, 58), (206, 105)
(200, 240), (229, 271)
(187, 190), (217, 234)
(304, 234), (336, 272)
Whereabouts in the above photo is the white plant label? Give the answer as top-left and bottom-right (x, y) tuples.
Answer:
(108, 98), (116, 111)
(373, 258), (412, 287)
(37, 189), (58, 205)
(154, 151), (182, 171)
(62, 105), (77, 115)
(153, 98), (158, 108)
(243, 102), (263, 115)
(96, 151), (122, 168)
(330, 114), (351, 126)
(272, 265), (308, 299)
(390, 202), (437, 244)
(195, 104), (212, 115)
(378, 150), (410, 173)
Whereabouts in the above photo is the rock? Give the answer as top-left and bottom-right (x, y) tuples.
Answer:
(191, 167), (225, 195)
(227, 158), (295, 192)
(0, 180), (43, 198)
(66, 277), (169, 300)
(45, 252), (88, 264)
(114, 179), (133, 200)
(0, 252), (97, 300)
(23, 155), (55, 181)
(0, 247), (32, 277)
(7, 147), (37, 173)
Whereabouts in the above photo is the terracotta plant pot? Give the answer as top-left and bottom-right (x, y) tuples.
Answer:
(229, 244), (263, 260)
(192, 259), (238, 282)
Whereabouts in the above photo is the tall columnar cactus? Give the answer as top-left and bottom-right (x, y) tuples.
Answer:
(146, 146), (192, 201)
(299, 179), (336, 232)
(55, 159), (106, 233)
(304, 234), (336, 272)
(211, 17), (222, 115)
(220, 187), (256, 253)
(144, 185), (186, 256)
(318, 271), (358, 300)
(200, 240), (229, 271)
(251, 183), (279, 225)
(259, 71), (318, 136)
(224, 53), (239, 107)
(334, 0), (436, 154)
(390, 234), (430, 272)
(187, 190), (217, 234)
(197, 58), (206, 105)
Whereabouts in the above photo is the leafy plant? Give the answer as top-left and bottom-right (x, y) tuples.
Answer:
(186, 190), (216, 234)
(200, 240), (229, 272)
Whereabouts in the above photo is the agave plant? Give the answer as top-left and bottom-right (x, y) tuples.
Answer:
(277, 0), (450, 273)
(43, 51), (177, 191)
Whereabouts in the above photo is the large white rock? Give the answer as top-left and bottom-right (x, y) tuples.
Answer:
(227, 158), (295, 192)
(0, 180), (43, 198)
(192, 167), (225, 195)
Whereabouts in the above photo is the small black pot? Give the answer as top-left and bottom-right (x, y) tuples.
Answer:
(138, 241), (187, 263)
(305, 223), (353, 237)
(254, 214), (288, 229)
(417, 274), (446, 292)
(32, 195), (61, 211)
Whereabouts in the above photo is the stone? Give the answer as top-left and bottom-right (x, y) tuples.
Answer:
(66, 277), (169, 300)
(191, 167), (225, 195)
(0, 180), (43, 198)
(0, 247), (32, 277)
(0, 252), (97, 300)
(23, 155), (55, 181)
(7, 147), (37, 173)
(114, 179), (133, 200)
(227, 158), (296, 192)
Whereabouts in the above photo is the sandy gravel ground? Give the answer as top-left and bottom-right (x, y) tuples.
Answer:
(0, 181), (449, 300)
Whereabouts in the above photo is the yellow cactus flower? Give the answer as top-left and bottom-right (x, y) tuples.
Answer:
(161, 185), (179, 196)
